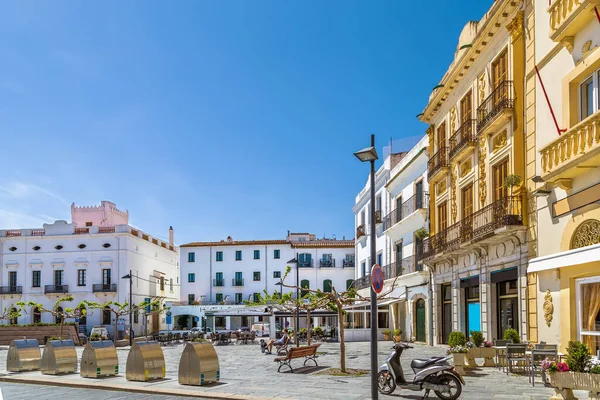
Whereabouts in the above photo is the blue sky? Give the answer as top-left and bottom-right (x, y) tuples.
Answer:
(0, 0), (492, 244)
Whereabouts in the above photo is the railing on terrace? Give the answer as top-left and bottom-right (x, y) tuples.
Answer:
(449, 119), (477, 160)
(232, 279), (244, 287)
(5, 230), (22, 237)
(74, 227), (89, 234)
(343, 260), (355, 268)
(352, 275), (371, 290)
(477, 81), (514, 132)
(213, 279), (224, 287)
(92, 284), (117, 293)
(31, 229), (45, 236)
(416, 196), (523, 261)
(383, 193), (429, 231)
(428, 147), (448, 177)
(98, 226), (115, 233)
(298, 260), (313, 268)
(381, 256), (416, 280)
(0, 286), (22, 295)
(45, 285), (68, 294)
(319, 259), (336, 268)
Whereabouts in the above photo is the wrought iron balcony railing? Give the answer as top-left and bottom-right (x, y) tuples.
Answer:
(319, 259), (336, 268)
(416, 196), (523, 261)
(213, 279), (225, 287)
(0, 286), (22, 295)
(342, 260), (355, 268)
(352, 275), (371, 290)
(45, 285), (68, 294)
(232, 279), (244, 287)
(477, 81), (514, 132)
(382, 193), (429, 231)
(92, 284), (117, 293)
(298, 260), (313, 268)
(428, 147), (449, 178)
(449, 119), (477, 160)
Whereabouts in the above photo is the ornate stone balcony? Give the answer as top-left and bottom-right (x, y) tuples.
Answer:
(540, 111), (600, 180)
(548, 0), (600, 43)
(449, 119), (477, 161)
(428, 147), (449, 181)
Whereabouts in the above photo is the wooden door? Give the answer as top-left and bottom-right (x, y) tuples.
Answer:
(460, 91), (472, 124)
(493, 159), (509, 201)
(416, 299), (426, 342)
(437, 122), (446, 151)
(492, 50), (508, 106)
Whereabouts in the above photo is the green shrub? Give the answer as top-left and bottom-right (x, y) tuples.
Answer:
(393, 329), (402, 336)
(382, 329), (392, 336)
(469, 331), (484, 347)
(448, 331), (467, 347)
(502, 328), (520, 344)
(565, 340), (591, 373)
(90, 333), (102, 341)
(313, 326), (324, 335)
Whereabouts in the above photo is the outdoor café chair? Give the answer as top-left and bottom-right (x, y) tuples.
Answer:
(493, 339), (512, 372)
(529, 349), (558, 387)
(506, 344), (528, 377)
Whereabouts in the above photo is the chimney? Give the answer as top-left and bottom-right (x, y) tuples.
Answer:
(169, 226), (174, 246)
(227, 236), (233, 243)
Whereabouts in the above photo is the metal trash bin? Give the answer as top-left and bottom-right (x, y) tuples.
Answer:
(7, 339), (41, 372)
(178, 342), (220, 386)
(125, 341), (165, 381)
(41, 340), (77, 375)
(80, 340), (119, 378)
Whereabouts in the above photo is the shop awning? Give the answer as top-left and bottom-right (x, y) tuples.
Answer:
(528, 242), (600, 273)
(344, 295), (406, 309)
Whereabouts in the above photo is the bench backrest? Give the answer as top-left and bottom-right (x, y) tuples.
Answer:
(288, 344), (320, 358)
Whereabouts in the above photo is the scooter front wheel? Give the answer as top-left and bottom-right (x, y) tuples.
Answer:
(377, 371), (396, 395)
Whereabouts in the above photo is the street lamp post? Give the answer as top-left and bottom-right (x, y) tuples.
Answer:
(354, 134), (379, 400)
(287, 256), (299, 346)
(121, 270), (133, 346)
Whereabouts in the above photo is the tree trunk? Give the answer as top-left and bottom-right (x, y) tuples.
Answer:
(114, 311), (119, 342)
(59, 316), (64, 340)
(292, 310), (297, 346)
(337, 301), (346, 373)
(307, 310), (311, 345)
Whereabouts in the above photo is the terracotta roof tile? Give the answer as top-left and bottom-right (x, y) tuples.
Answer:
(181, 240), (288, 248)
(291, 240), (355, 248)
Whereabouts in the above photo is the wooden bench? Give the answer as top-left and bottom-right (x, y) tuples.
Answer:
(274, 344), (320, 373)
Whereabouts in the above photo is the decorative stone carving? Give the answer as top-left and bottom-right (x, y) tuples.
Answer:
(478, 137), (487, 208)
(451, 164), (458, 223)
(506, 11), (524, 42)
(460, 158), (472, 177)
(478, 74), (486, 104)
(493, 130), (508, 152)
(581, 40), (598, 63)
(450, 107), (457, 135)
(437, 179), (447, 195)
(561, 36), (574, 53)
(571, 219), (600, 249)
(543, 289), (554, 327)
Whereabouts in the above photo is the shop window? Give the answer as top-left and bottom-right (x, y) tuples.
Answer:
(497, 279), (519, 339)
(442, 284), (452, 344)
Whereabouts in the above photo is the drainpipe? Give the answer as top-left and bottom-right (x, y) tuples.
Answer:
(264, 245), (268, 294)
(209, 247), (213, 303)
(428, 264), (434, 346)
(511, 234), (525, 342)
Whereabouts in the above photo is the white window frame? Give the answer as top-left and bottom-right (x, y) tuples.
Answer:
(576, 276), (600, 344)
(579, 72), (599, 122)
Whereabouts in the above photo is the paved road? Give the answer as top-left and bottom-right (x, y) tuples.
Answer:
(0, 382), (187, 400)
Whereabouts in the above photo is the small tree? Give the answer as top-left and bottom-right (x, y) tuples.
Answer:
(28, 296), (80, 340)
(0, 302), (28, 324)
(137, 299), (169, 338)
(84, 300), (137, 341)
(281, 266), (401, 373)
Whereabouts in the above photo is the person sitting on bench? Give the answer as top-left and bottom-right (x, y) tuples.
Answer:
(265, 330), (289, 355)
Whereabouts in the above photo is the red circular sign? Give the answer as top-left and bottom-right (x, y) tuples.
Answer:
(371, 264), (384, 294)
(73, 308), (81, 317)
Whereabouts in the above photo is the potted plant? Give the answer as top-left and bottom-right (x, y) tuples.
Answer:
(465, 331), (496, 367)
(415, 228), (429, 241)
(447, 331), (468, 373)
(393, 329), (402, 342)
(382, 329), (392, 341)
(544, 341), (600, 400)
(504, 174), (522, 224)
(503, 328), (520, 344)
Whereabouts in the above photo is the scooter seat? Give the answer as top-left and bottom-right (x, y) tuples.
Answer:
(411, 357), (444, 370)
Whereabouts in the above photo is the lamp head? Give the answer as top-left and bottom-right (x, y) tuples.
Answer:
(353, 146), (379, 162)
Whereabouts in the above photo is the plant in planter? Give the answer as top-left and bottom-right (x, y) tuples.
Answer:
(465, 331), (496, 367)
(382, 329), (392, 341)
(503, 328), (520, 344)
(543, 341), (600, 400)
(469, 330), (484, 348)
(414, 228), (429, 241)
(448, 331), (467, 347)
(446, 344), (469, 375)
(393, 329), (402, 342)
(504, 174), (522, 196)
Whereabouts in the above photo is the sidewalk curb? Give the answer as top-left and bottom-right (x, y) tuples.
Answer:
(0, 375), (270, 400)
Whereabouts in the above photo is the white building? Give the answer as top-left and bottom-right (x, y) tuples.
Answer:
(177, 232), (355, 331)
(353, 151), (407, 280)
(0, 201), (180, 338)
(346, 137), (431, 343)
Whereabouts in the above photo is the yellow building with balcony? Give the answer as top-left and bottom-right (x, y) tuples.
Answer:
(417, 0), (532, 345)
(527, 0), (600, 355)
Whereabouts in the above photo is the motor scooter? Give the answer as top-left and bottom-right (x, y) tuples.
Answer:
(378, 341), (464, 400)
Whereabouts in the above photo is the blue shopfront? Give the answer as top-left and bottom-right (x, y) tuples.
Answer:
(460, 276), (480, 338)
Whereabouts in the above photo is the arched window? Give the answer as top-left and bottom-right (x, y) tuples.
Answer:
(300, 280), (310, 298)
(571, 219), (600, 249)
(9, 307), (17, 325)
(323, 279), (332, 293)
(346, 279), (354, 290)
(33, 307), (41, 324)
(55, 307), (63, 324)
(102, 306), (111, 325)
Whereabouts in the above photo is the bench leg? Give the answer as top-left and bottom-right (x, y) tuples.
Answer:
(278, 360), (293, 373)
(304, 355), (318, 367)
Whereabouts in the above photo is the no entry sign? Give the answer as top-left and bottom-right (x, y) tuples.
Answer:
(371, 264), (384, 294)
